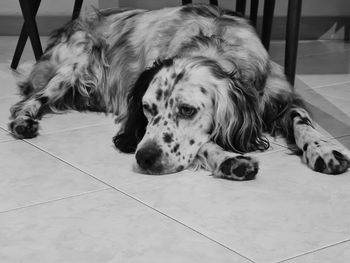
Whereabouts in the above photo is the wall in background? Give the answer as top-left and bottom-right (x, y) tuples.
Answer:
(0, 0), (348, 39)
(0, 0), (99, 15)
(118, 0), (350, 16)
(1, 0), (349, 16)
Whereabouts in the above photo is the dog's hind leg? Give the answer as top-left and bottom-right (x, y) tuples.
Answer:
(9, 63), (81, 138)
(196, 142), (259, 181)
(9, 29), (107, 139)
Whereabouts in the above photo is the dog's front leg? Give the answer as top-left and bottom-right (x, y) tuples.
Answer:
(196, 142), (259, 181)
(291, 108), (350, 174)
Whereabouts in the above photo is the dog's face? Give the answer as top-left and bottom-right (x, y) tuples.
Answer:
(114, 57), (267, 175)
(136, 59), (217, 174)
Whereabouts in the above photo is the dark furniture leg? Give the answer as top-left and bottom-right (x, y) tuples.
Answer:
(261, 0), (275, 51)
(18, 0), (43, 62)
(11, 0), (41, 69)
(235, 0), (247, 16)
(249, 0), (259, 27)
(72, 0), (84, 20)
(285, 0), (302, 86)
(182, 0), (192, 5)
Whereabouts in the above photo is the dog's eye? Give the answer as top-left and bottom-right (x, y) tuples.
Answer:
(178, 104), (197, 119)
(143, 104), (152, 115)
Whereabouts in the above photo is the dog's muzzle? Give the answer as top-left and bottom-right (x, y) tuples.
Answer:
(135, 141), (163, 172)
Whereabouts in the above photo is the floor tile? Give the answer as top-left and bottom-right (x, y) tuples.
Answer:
(0, 128), (13, 143)
(121, 149), (350, 263)
(295, 49), (350, 75)
(29, 122), (287, 188)
(0, 189), (251, 263)
(311, 81), (350, 99)
(0, 140), (107, 212)
(322, 95), (350, 117)
(294, 83), (350, 138)
(269, 40), (350, 64)
(0, 64), (20, 98)
(0, 96), (114, 133)
(0, 96), (17, 129)
(282, 240), (350, 263)
(298, 74), (350, 88)
(334, 135), (350, 149)
(28, 124), (154, 187)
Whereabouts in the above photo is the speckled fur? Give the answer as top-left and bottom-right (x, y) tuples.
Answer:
(8, 4), (350, 178)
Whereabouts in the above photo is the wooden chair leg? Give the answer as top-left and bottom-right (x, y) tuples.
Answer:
(236, 0), (247, 16)
(285, 0), (302, 86)
(11, 0), (41, 69)
(19, 0), (43, 62)
(182, 0), (192, 5)
(250, 0), (259, 27)
(261, 0), (276, 51)
(72, 0), (84, 20)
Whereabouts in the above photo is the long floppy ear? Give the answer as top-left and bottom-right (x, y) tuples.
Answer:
(113, 59), (173, 153)
(210, 78), (269, 153)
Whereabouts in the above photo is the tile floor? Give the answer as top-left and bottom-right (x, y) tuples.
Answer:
(0, 36), (349, 263)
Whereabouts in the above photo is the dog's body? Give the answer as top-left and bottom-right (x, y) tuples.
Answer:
(9, 5), (350, 179)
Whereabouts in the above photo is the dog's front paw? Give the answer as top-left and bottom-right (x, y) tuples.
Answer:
(218, 156), (259, 181)
(9, 117), (39, 139)
(302, 140), (350, 174)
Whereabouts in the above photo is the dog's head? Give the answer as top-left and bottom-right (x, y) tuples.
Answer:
(114, 57), (268, 174)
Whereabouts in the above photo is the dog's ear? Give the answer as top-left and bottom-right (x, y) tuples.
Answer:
(210, 78), (269, 153)
(113, 59), (173, 153)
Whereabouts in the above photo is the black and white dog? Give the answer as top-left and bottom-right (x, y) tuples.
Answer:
(9, 5), (350, 179)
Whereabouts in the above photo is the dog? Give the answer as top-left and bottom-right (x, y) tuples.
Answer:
(9, 4), (350, 180)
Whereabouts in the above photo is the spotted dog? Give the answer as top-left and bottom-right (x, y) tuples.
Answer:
(9, 4), (350, 179)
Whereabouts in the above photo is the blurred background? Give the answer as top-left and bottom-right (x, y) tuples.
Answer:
(1, 0), (349, 40)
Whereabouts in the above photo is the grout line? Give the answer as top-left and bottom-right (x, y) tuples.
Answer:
(301, 80), (350, 90)
(0, 126), (15, 143)
(0, 139), (15, 144)
(333, 134), (350, 140)
(18, 139), (255, 263)
(270, 41), (350, 63)
(274, 238), (350, 263)
(39, 121), (114, 136)
(0, 95), (19, 99)
(0, 188), (111, 214)
(315, 92), (350, 102)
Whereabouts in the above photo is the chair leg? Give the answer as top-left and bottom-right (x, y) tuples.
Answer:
(261, 0), (276, 51)
(11, 25), (29, 70)
(250, 0), (259, 28)
(72, 0), (84, 20)
(236, 0), (247, 16)
(182, 0), (192, 5)
(285, 0), (302, 86)
(19, 0), (43, 62)
(11, 0), (41, 69)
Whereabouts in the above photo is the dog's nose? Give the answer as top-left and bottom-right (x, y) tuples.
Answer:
(136, 144), (162, 170)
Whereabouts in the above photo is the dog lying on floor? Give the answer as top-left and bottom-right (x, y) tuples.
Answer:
(9, 4), (350, 180)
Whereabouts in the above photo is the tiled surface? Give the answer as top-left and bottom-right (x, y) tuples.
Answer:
(282, 241), (350, 263)
(121, 147), (350, 263)
(0, 189), (251, 263)
(0, 128), (13, 142)
(0, 140), (109, 212)
(28, 124), (161, 188)
(0, 36), (350, 263)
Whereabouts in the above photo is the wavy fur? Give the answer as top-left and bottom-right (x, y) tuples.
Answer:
(10, 4), (347, 176)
